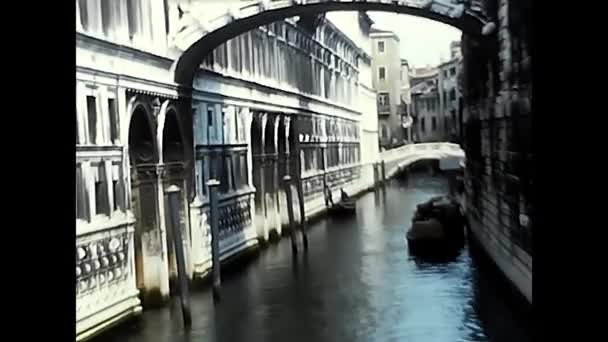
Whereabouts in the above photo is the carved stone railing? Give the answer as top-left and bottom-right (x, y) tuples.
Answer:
(301, 164), (361, 200)
(218, 191), (254, 244)
(190, 188), (256, 273)
(76, 217), (141, 341)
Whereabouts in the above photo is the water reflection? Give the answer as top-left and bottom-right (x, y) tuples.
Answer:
(96, 173), (530, 342)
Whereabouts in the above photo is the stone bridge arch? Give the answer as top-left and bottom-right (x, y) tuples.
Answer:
(171, 0), (492, 86)
(380, 143), (465, 179)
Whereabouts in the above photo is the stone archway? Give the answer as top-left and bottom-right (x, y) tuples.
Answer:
(250, 112), (267, 242)
(159, 108), (191, 292)
(277, 115), (290, 230)
(263, 113), (281, 240)
(127, 99), (169, 306)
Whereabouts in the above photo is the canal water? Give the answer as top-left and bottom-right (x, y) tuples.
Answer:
(97, 174), (531, 342)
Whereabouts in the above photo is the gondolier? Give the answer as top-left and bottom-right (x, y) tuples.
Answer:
(340, 188), (349, 202)
(324, 183), (334, 206)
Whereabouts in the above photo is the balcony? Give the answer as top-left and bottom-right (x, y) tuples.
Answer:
(378, 104), (391, 115)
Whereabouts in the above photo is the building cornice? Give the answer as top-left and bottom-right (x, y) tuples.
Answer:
(76, 32), (174, 68)
(76, 66), (180, 99)
(194, 68), (363, 118)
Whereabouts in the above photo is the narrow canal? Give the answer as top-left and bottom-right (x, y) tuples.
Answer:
(97, 173), (531, 342)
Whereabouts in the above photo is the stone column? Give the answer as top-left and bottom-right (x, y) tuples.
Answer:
(272, 116), (282, 237)
(255, 113), (269, 242)
(131, 164), (170, 307)
(189, 195), (205, 277)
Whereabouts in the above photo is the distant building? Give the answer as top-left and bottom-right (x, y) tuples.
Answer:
(410, 69), (442, 142)
(438, 54), (463, 143)
(409, 40), (463, 144)
(370, 28), (407, 150)
(400, 59), (413, 142)
(450, 40), (462, 59)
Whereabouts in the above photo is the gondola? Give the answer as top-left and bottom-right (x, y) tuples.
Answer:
(406, 196), (465, 255)
(329, 199), (357, 217)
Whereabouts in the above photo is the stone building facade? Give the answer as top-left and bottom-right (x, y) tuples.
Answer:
(460, 0), (533, 304)
(411, 68), (442, 142)
(400, 59), (414, 142)
(438, 54), (463, 143)
(370, 28), (406, 150)
(75, 2), (379, 340)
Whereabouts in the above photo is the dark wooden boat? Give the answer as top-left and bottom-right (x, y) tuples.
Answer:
(329, 200), (357, 216)
(406, 196), (465, 255)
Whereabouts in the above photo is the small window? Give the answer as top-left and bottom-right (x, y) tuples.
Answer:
(379, 67), (386, 80)
(450, 89), (456, 101)
(241, 154), (248, 186)
(421, 118), (426, 133)
(76, 118), (80, 145)
(207, 107), (214, 127)
(381, 125), (388, 138)
(101, 0), (113, 36)
(127, 0), (141, 40)
(112, 164), (125, 212)
(221, 108), (227, 144)
(95, 162), (110, 217)
(78, 0), (89, 31)
(200, 159), (207, 196)
(233, 155), (241, 190)
(76, 163), (90, 221)
(450, 67), (456, 76)
(378, 93), (390, 106)
(432, 117), (437, 131)
(234, 107), (239, 141)
(87, 96), (97, 144)
(378, 41), (385, 53)
(108, 98), (119, 143)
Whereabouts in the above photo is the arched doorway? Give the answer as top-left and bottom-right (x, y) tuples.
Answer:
(160, 108), (190, 291)
(127, 102), (166, 305)
(277, 115), (289, 230)
(250, 113), (266, 241)
(263, 113), (280, 240)
(288, 117), (304, 225)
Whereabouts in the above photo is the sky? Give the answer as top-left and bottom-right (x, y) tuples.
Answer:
(368, 12), (462, 69)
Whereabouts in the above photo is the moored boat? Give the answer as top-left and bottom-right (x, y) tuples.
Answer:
(329, 200), (357, 217)
(406, 196), (465, 255)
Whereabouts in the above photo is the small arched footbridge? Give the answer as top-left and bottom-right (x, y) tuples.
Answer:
(380, 142), (465, 179)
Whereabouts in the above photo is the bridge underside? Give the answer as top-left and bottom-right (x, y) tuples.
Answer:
(382, 143), (465, 180)
(172, 0), (490, 85)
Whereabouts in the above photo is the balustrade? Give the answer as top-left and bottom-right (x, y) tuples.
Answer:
(193, 188), (255, 267)
(76, 222), (140, 336)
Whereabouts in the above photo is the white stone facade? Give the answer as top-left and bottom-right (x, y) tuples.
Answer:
(76, 2), (379, 340)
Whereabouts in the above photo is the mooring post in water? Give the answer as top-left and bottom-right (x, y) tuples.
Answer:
(207, 179), (221, 299)
(295, 175), (309, 250)
(381, 160), (386, 185)
(165, 185), (192, 328)
(283, 175), (298, 253)
(373, 162), (378, 188)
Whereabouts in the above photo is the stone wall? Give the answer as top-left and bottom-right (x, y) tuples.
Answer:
(461, 0), (532, 303)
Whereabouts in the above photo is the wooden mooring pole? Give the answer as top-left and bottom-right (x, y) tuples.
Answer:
(283, 175), (298, 254)
(166, 185), (192, 328)
(207, 179), (222, 300)
(296, 175), (309, 251)
(381, 161), (386, 185)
